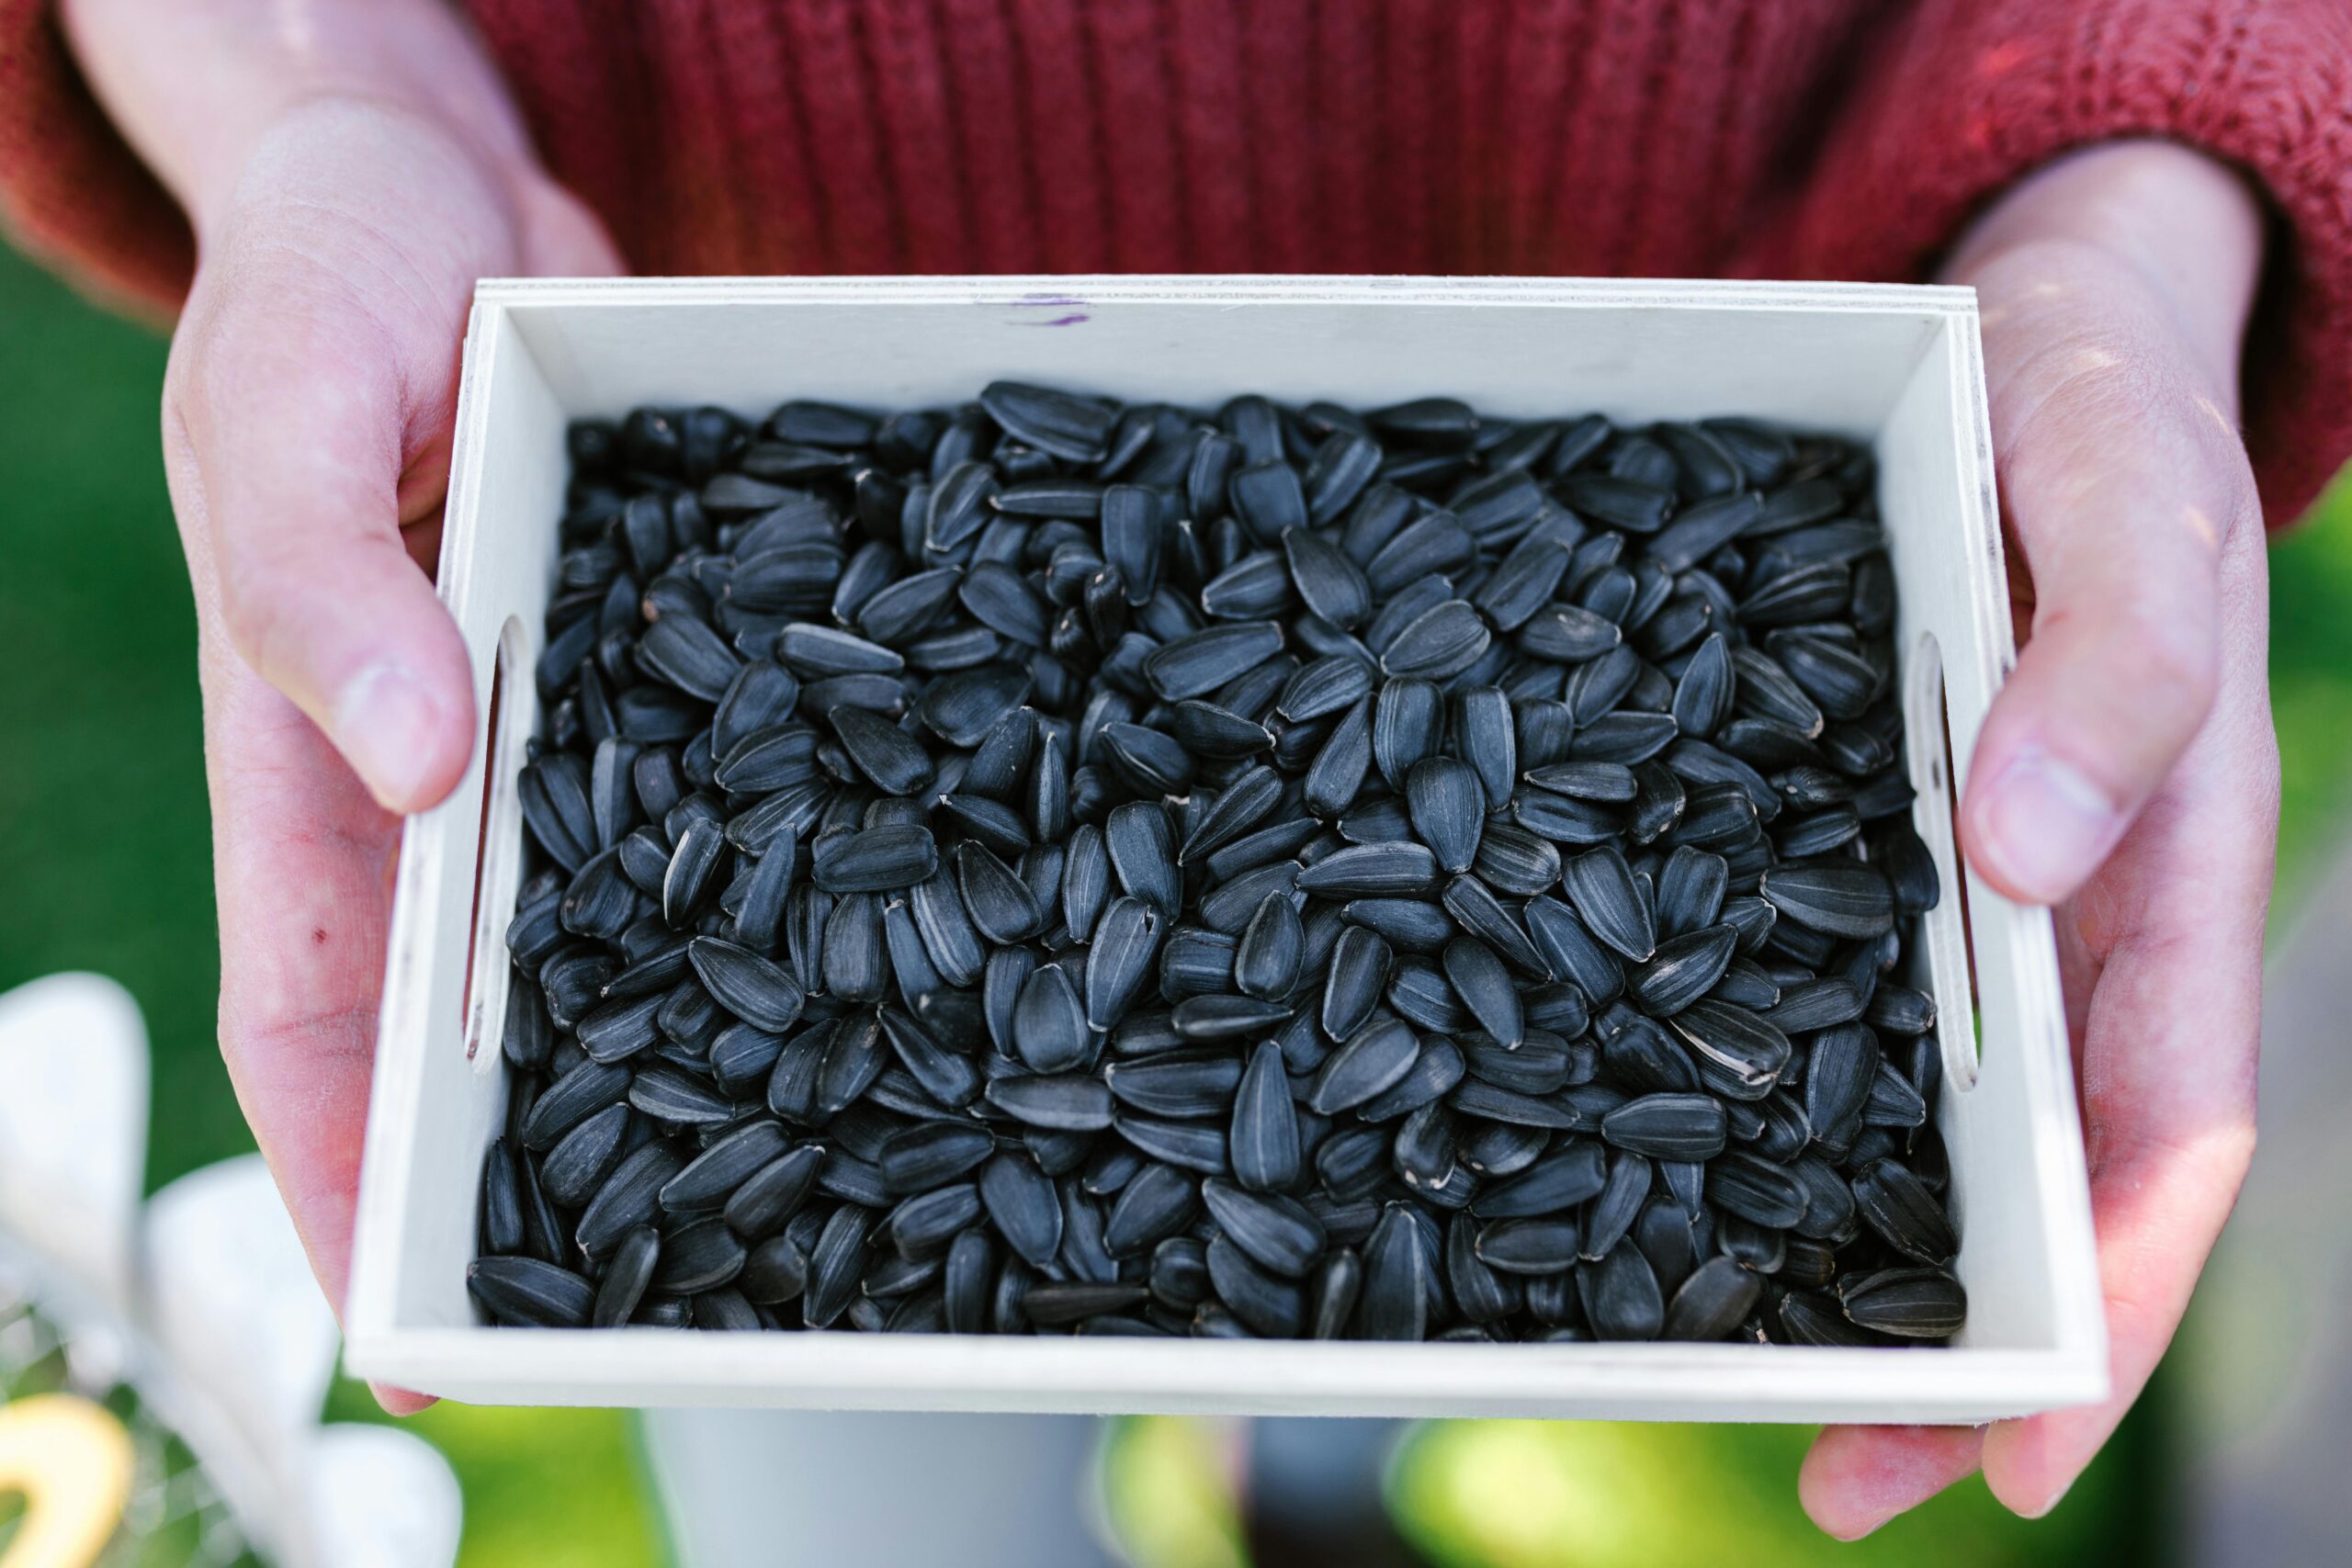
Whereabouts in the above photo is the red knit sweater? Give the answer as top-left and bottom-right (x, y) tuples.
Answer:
(4, 0), (2348, 520)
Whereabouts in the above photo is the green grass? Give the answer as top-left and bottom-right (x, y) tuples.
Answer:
(5, 229), (2349, 1568)
(2265, 492), (2352, 897)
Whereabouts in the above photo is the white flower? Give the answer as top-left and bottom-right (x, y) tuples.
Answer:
(0, 974), (459, 1568)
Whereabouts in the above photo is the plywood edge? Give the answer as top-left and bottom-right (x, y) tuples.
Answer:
(349, 298), (508, 1344)
(472, 275), (1983, 316)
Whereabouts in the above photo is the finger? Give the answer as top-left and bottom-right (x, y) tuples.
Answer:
(370, 1382), (437, 1417)
(1960, 251), (2257, 906)
(165, 251), (476, 816)
(196, 644), (433, 1415)
(1798, 1425), (1984, 1539)
(1980, 521), (2273, 1515)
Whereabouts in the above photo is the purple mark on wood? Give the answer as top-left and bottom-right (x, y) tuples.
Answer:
(1009, 293), (1090, 325)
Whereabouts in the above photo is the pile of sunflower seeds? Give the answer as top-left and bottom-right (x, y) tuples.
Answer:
(470, 385), (1964, 1346)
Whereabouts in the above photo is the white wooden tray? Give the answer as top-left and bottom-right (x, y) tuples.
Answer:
(347, 276), (2105, 1421)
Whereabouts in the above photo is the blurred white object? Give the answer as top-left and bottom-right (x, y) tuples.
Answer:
(0, 973), (461, 1568)
(0, 974), (147, 1312)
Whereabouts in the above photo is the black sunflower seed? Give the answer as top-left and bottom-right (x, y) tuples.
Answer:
(1518, 604), (1623, 664)
(1448, 1077), (1578, 1130)
(1102, 1162), (1200, 1257)
(1662, 1256), (1764, 1342)
(1600, 1093), (1727, 1160)
(1349, 1205), (1429, 1340)
(1469, 1142), (1607, 1220)
(1371, 677), (1442, 789)
(1707, 1148), (1807, 1229)
(1302, 696), (1374, 818)
(1203, 1180), (1328, 1278)
(876, 1006), (979, 1106)
(1233, 893), (1306, 1000)
(1114, 1111), (1230, 1176)
(1575, 1240), (1663, 1341)
(1178, 766), (1283, 867)
(1391, 1100), (1458, 1190)
(685, 939), (804, 1032)
(1283, 525), (1374, 628)
(1759, 863), (1894, 938)
(1205, 1235), (1306, 1336)
(1170, 993), (1293, 1041)
(1012, 963), (1091, 1074)
(1866, 983), (1937, 1037)
(1104, 1055), (1246, 1118)
(1669, 998), (1792, 1100)
(469, 1256), (596, 1327)
(827, 705), (933, 797)
(979, 381), (1116, 463)
(1475, 1217), (1582, 1275)
(637, 615), (741, 703)
(1582, 1149), (1650, 1261)
(810, 824), (937, 893)
(1295, 841), (1440, 897)
(1381, 600), (1490, 681)
(1308, 1018), (1421, 1114)
(1441, 937), (1521, 1049)
(1364, 514), (1475, 597)
(1143, 623), (1284, 701)
(1202, 1044), (1297, 1200)
(721, 1145), (825, 1239)
(1106, 802), (1181, 916)
(586, 1225), (662, 1327)
(575, 1143), (688, 1256)
(1561, 845), (1656, 962)
(1838, 1266), (1966, 1338)
(1402, 757), (1484, 874)
(1852, 1158), (1959, 1264)
(1279, 655), (1375, 722)
(1170, 700), (1274, 760)
(1629, 924), (1737, 1016)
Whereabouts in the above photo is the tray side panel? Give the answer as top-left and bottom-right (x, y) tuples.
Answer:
(502, 288), (1940, 435)
(1879, 318), (2103, 1379)
(352, 302), (565, 1344)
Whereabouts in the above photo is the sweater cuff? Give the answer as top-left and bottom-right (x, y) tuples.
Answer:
(1781, 0), (2352, 527)
(0, 0), (191, 321)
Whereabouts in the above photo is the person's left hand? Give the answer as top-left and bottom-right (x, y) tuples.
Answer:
(1799, 141), (2277, 1532)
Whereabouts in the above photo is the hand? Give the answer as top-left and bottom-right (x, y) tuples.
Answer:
(1801, 142), (2277, 1531)
(64, 0), (621, 1408)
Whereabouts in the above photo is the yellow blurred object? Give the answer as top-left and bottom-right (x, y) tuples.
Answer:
(1388, 1421), (1803, 1568)
(0, 1393), (135, 1568)
(1101, 1416), (1250, 1568)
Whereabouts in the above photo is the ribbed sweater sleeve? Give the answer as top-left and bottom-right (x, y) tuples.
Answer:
(0, 0), (189, 318)
(1781, 0), (2352, 525)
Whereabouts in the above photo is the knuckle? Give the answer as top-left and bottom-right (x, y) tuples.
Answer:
(214, 548), (306, 682)
(2117, 602), (2220, 729)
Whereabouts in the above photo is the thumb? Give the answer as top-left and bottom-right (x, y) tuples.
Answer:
(167, 212), (478, 815)
(1960, 254), (2258, 905)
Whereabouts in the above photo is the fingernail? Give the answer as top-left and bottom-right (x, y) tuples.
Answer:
(334, 663), (446, 812)
(1974, 749), (2120, 903)
(2019, 1474), (2075, 1519)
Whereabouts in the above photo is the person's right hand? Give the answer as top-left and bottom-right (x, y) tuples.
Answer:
(64, 0), (620, 1408)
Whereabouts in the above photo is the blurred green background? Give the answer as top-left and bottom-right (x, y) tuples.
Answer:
(3, 234), (2346, 1568)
